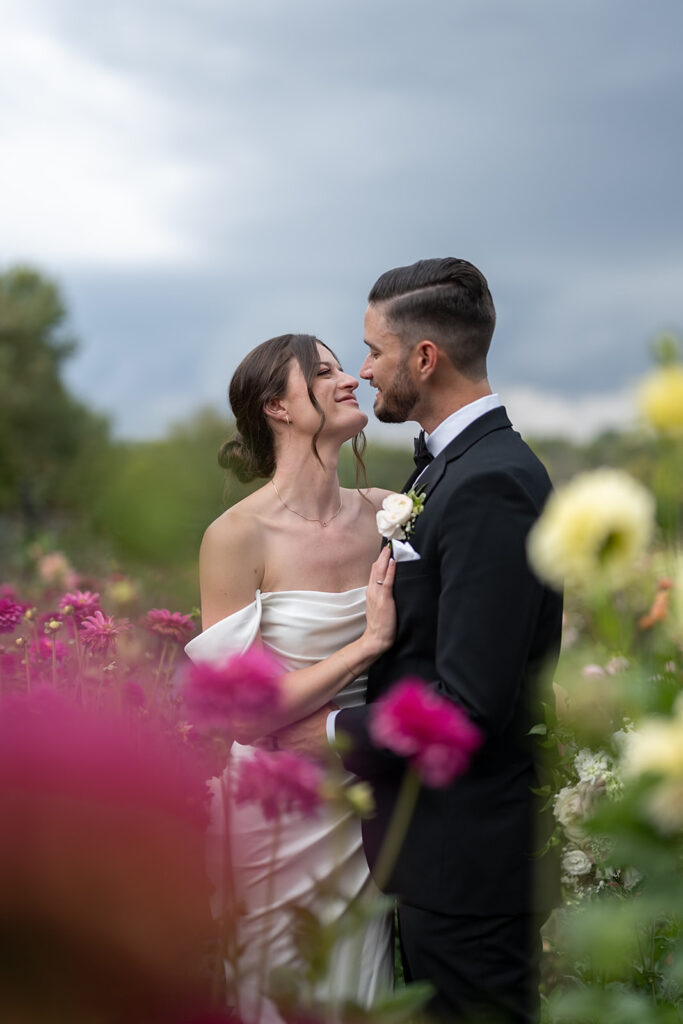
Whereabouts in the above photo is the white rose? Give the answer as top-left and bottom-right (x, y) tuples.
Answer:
(553, 786), (583, 827)
(376, 493), (414, 540)
(376, 510), (406, 541)
(554, 783), (598, 842)
(561, 847), (593, 877)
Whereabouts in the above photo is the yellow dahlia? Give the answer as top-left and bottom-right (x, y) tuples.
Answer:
(622, 714), (683, 780)
(637, 364), (683, 433)
(527, 468), (655, 591)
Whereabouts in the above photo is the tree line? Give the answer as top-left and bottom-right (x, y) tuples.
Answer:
(1, 266), (679, 603)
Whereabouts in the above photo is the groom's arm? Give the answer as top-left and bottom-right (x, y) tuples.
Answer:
(335, 703), (400, 779)
(274, 703), (402, 778)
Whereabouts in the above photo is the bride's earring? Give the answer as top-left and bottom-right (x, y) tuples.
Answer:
(285, 413), (291, 426)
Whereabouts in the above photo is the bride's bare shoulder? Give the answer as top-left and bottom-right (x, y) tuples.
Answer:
(352, 486), (393, 512)
(200, 489), (271, 570)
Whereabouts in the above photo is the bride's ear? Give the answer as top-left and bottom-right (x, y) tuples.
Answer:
(264, 399), (290, 426)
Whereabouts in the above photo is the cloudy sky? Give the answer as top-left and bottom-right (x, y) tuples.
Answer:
(2, 0), (681, 442)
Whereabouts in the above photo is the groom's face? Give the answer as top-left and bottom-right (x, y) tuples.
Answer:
(360, 304), (419, 423)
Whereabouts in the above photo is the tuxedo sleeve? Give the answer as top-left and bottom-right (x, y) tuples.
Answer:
(434, 470), (545, 736)
(335, 704), (401, 779)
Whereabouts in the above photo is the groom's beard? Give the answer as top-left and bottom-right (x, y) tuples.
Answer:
(374, 357), (419, 423)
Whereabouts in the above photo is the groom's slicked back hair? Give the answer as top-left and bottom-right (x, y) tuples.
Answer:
(368, 258), (496, 378)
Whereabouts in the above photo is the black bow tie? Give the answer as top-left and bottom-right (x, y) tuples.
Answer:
(413, 430), (434, 472)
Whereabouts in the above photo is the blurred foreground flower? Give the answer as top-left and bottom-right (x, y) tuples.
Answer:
(0, 691), (212, 1023)
(182, 647), (283, 742)
(622, 697), (683, 833)
(233, 749), (323, 821)
(0, 597), (24, 635)
(673, 556), (683, 638)
(527, 468), (655, 591)
(370, 678), (482, 787)
(622, 700), (683, 780)
(637, 362), (683, 433)
(143, 607), (196, 644)
(638, 577), (672, 630)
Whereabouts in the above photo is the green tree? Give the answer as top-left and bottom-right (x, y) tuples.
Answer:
(0, 266), (110, 532)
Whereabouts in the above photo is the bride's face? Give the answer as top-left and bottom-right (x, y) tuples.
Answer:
(283, 342), (368, 441)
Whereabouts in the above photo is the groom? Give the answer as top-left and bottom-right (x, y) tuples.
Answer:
(282, 258), (562, 1023)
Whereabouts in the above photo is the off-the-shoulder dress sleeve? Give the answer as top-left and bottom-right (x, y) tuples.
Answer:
(184, 591), (262, 664)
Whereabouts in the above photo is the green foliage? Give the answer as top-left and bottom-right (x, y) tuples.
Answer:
(0, 265), (110, 524)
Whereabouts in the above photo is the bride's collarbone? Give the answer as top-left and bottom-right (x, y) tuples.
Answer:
(261, 532), (375, 593)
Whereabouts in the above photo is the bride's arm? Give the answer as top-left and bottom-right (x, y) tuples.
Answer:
(198, 512), (396, 743)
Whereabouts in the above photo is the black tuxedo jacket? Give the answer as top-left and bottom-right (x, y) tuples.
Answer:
(337, 407), (562, 916)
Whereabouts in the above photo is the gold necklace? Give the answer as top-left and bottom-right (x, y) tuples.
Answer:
(271, 478), (343, 527)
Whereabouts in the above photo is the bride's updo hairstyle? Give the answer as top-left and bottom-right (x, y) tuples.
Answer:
(219, 333), (367, 483)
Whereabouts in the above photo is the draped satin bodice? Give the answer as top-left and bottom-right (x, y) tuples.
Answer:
(184, 587), (368, 710)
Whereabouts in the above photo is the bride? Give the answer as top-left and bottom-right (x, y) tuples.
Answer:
(184, 333), (397, 1021)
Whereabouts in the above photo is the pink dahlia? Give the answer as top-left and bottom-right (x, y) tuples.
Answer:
(30, 637), (69, 664)
(0, 695), (211, 1018)
(80, 611), (129, 656)
(370, 678), (483, 787)
(0, 597), (25, 636)
(233, 749), (323, 821)
(122, 681), (146, 709)
(143, 608), (196, 644)
(59, 590), (101, 624)
(182, 647), (283, 739)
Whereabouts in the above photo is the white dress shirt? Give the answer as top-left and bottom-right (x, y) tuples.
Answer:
(326, 393), (502, 744)
(423, 392), (501, 459)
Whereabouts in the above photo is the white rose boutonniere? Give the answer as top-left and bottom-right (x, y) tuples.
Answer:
(376, 489), (425, 542)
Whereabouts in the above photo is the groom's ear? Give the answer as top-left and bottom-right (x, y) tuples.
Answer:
(413, 339), (438, 380)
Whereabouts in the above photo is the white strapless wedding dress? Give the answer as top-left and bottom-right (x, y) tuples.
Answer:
(184, 588), (393, 1022)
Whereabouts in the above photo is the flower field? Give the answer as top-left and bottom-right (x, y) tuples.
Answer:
(1, 352), (682, 1022)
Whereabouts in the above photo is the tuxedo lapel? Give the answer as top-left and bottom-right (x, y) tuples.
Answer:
(401, 466), (423, 493)
(402, 407), (512, 502)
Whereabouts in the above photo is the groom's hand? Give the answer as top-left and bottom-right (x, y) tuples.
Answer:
(272, 703), (338, 760)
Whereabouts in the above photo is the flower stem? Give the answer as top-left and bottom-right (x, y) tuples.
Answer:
(152, 640), (169, 705)
(72, 618), (83, 694)
(215, 753), (242, 1018)
(50, 634), (57, 689)
(371, 766), (421, 892)
(24, 645), (31, 696)
(256, 813), (281, 1019)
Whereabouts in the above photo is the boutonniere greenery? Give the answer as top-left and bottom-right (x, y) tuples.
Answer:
(376, 488), (425, 542)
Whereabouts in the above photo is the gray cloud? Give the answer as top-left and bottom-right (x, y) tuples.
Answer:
(3, 0), (682, 438)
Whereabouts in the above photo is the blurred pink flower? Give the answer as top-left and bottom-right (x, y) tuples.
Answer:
(143, 608), (196, 644)
(122, 681), (146, 708)
(182, 647), (283, 739)
(37, 552), (79, 588)
(0, 597), (24, 635)
(581, 663), (606, 679)
(30, 636), (68, 664)
(0, 651), (22, 680)
(80, 610), (130, 655)
(0, 693), (212, 1020)
(233, 749), (323, 821)
(370, 678), (483, 787)
(58, 590), (101, 624)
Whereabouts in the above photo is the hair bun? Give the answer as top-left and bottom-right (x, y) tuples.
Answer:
(218, 436), (260, 482)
